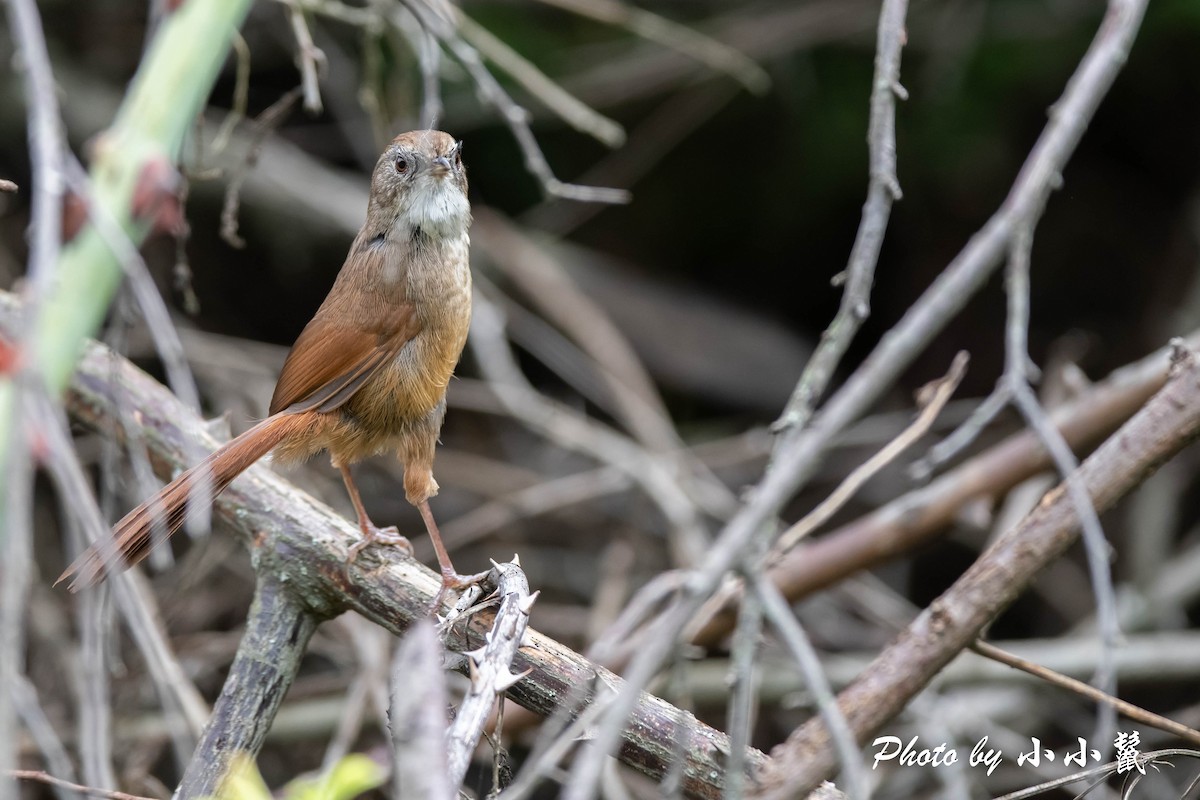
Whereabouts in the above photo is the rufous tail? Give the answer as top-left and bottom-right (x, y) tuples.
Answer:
(57, 413), (309, 591)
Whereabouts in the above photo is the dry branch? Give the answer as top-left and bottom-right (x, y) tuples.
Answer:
(444, 560), (534, 789)
(566, 0), (1150, 791)
(389, 620), (453, 800)
(176, 577), (319, 800)
(691, 329), (1199, 647)
(0, 295), (762, 800)
(750, 343), (1200, 799)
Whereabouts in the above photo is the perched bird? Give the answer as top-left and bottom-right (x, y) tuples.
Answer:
(59, 130), (480, 598)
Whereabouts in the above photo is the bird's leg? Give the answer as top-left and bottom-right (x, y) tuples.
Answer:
(341, 465), (413, 563)
(418, 499), (489, 608)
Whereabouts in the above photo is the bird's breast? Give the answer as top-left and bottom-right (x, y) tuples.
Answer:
(350, 232), (471, 434)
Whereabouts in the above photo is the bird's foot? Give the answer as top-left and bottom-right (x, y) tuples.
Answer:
(431, 566), (491, 613)
(347, 524), (414, 565)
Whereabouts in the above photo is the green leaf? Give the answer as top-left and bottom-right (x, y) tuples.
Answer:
(283, 754), (388, 800)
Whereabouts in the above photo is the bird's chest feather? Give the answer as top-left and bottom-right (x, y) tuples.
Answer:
(355, 232), (471, 429)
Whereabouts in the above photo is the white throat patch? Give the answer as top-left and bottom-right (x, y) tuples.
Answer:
(404, 179), (469, 238)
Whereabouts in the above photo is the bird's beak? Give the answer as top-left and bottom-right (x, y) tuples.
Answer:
(431, 156), (453, 174)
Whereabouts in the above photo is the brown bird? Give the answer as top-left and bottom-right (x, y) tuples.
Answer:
(58, 130), (481, 597)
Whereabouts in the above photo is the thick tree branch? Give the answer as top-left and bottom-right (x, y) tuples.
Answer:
(175, 577), (319, 800)
(0, 295), (761, 800)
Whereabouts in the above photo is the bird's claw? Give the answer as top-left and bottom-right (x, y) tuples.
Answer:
(347, 524), (414, 565)
(430, 567), (491, 612)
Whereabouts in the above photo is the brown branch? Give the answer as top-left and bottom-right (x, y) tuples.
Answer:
(969, 640), (1200, 747)
(691, 329), (1197, 648)
(568, 0), (1151, 788)
(749, 343), (1200, 799)
(6, 770), (156, 800)
(0, 295), (760, 800)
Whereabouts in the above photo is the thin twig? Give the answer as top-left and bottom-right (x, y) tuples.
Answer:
(770, 0), (908, 443)
(211, 32), (252, 153)
(752, 575), (868, 800)
(970, 639), (1200, 747)
(9, 678), (78, 800)
(220, 87), (303, 249)
(564, 1), (1150, 792)
(533, 0), (769, 96)
(4, 0), (64, 298)
(1005, 225), (1118, 754)
(723, 587), (762, 800)
(990, 748), (1200, 800)
(5, 771), (157, 800)
(457, 13), (625, 148)
(909, 379), (1013, 480)
(0, 0), (64, 791)
(321, 620), (390, 770)
(285, 1), (326, 114)
(777, 350), (967, 552)
(27, 393), (118, 789)
(392, 2), (441, 131)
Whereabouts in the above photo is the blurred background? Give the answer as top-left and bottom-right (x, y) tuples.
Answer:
(3, 0), (1200, 797)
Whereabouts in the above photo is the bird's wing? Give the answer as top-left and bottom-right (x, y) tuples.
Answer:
(269, 252), (421, 415)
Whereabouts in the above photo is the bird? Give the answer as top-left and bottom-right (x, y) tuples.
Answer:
(58, 130), (482, 600)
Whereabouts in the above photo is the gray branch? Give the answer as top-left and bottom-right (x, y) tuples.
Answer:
(444, 560), (534, 790)
(0, 293), (761, 800)
(174, 576), (319, 800)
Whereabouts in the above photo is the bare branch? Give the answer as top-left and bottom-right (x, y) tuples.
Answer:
(969, 639), (1200, 747)
(564, 2), (1151, 791)
(285, 1), (326, 114)
(390, 620), (453, 800)
(176, 576), (320, 800)
(5, 771), (157, 800)
(750, 343), (1200, 799)
(445, 560), (534, 790)
(771, 0), (908, 442)
(0, 294), (762, 800)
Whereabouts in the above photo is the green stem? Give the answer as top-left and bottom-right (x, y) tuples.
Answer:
(0, 0), (254, 545)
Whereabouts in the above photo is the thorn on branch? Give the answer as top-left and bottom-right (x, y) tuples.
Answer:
(130, 157), (184, 236)
(61, 189), (88, 243)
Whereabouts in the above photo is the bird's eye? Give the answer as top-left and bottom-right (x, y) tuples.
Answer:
(394, 156), (409, 174)
(454, 141), (464, 164)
